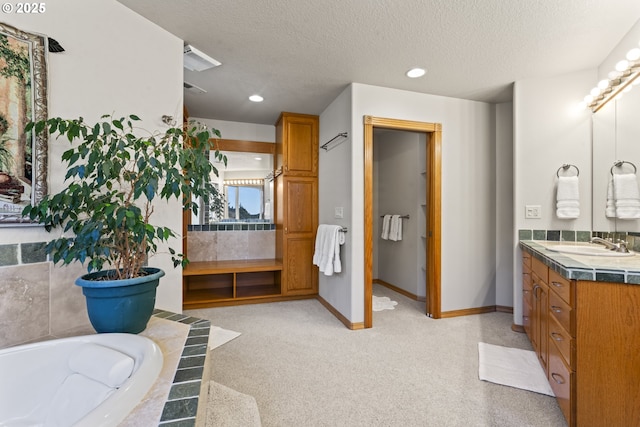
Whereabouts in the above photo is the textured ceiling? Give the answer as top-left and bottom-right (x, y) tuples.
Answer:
(119, 0), (640, 125)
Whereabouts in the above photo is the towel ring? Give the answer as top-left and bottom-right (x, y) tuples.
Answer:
(556, 164), (579, 178)
(610, 160), (637, 175)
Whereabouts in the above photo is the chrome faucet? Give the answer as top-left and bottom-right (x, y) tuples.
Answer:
(590, 237), (630, 253)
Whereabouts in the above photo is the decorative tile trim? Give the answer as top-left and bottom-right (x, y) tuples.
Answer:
(0, 242), (48, 267)
(188, 223), (275, 232)
(153, 309), (211, 427)
(518, 229), (640, 252)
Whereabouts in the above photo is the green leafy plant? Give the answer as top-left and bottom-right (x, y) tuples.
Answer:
(22, 114), (226, 280)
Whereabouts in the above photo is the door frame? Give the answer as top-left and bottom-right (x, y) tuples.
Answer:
(364, 115), (442, 328)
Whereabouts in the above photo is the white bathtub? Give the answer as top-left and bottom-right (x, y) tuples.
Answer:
(0, 333), (163, 427)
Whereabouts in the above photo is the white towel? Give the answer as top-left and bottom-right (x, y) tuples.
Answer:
(389, 215), (403, 241)
(313, 224), (345, 276)
(381, 215), (391, 240)
(556, 176), (580, 219)
(613, 173), (640, 219)
(606, 177), (616, 218)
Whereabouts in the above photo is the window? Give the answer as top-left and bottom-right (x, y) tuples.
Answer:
(224, 179), (264, 221)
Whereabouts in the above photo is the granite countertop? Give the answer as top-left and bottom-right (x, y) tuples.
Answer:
(520, 240), (640, 285)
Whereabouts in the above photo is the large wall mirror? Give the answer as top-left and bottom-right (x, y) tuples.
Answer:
(592, 76), (640, 233)
(190, 139), (275, 226)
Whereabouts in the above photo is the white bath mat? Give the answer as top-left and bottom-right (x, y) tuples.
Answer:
(209, 326), (242, 350)
(372, 295), (398, 311)
(478, 342), (554, 396)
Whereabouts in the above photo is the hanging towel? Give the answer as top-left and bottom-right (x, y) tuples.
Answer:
(389, 215), (403, 241)
(313, 224), (345, 276)
(555, 176), (580, 219)
(613, 173), (640, 219)
(605, 177), (616, 218)
(381, 215), (391, 240)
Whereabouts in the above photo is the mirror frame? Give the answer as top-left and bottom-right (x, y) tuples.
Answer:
(183, 138), (276, 227)
(0, 22), (48, 225)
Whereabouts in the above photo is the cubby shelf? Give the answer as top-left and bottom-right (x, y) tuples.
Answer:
(183, 259), (284, 308)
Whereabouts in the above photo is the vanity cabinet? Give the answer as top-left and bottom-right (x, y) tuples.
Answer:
(275, 113), (319, 296)
(521, 249), (640, 427)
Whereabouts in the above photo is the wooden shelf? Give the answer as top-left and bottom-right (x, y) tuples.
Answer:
(183, 259), (284, 309)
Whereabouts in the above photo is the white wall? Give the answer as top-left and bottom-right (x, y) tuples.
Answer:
(496, 102), (514, 308)
(317, 86), (353, 316)
(318, 83), (497, 323)
(374, 130), (424, 297)
(190, 117), (275, 142)
(513, 70), (594, 323)
(0, 0), (185, 314)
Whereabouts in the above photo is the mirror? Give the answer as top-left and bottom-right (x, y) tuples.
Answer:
(191, 140), (275, 226)
(592, 77), (640, 232)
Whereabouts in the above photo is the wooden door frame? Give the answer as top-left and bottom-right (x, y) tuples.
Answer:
(364, 116), (442, 328)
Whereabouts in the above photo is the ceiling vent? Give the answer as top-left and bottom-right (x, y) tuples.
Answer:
(183, 81), (207, 94)
(183, 44), (221, 72)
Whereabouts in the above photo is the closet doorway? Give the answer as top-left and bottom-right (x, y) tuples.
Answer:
(364, 116), (441, 328)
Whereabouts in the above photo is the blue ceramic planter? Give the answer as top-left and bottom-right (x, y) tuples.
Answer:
(75, 267), (165, 334)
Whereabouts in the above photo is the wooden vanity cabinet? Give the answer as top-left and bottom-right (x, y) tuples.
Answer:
(530, 257), (549, 372)
(275, 113), (319, 296)
(521, 250), (640, 427)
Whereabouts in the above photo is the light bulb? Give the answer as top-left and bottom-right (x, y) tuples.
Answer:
(608, 70), (622, 79)
(627, 48), (640, 61)
(616, 60), (630, 72)
(584, 94), (594, 103)
(590, 87), (601, 96)
(597, 79), (610, 90)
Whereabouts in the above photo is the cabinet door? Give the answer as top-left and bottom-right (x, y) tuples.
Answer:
(278, 113), (318, 176)
(281, 177), (318, 295)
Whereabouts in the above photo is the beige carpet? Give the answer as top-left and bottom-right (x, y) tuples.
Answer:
(206, 381), (261, 427)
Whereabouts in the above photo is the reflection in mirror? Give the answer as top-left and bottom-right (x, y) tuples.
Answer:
(191, 149), (274, 225)
(592, 76), (640, 232)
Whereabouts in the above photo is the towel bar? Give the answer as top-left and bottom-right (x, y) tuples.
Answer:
(556, 164), (579, 178)
(610, 160), (637, 175)
(380, 214), (410, 219)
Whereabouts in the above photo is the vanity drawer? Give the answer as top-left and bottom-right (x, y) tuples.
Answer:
(548, 312), (575, 368)
(532, 257), (548, 284)
(548, 340), (574, 426)
(549, 290), (574, 336)
(549, 269), (573, 306)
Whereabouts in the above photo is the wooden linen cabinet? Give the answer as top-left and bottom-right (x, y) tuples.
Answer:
(275, 112), (319, 295)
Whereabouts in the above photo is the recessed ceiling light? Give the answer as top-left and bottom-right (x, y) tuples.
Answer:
(249, 95), (264, 102)
(254, 157), (262, 161)
(406, 68), (426, 78)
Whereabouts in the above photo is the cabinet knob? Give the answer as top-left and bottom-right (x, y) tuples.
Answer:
(551, 372), (566, 385)
(551, 281), (563, 288)
(551, 332), (564, 341)
(551, 305), (562, 313)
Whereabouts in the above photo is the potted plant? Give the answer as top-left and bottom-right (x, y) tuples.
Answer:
(22, 114), (225, 333)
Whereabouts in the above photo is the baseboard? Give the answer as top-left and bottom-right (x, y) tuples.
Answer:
(511, 324), (526, 333)
(440, 305), (499, 318)
(374, 279), (425, 301)
(316, 295), (365, 330)
(496, 305), (514, 314)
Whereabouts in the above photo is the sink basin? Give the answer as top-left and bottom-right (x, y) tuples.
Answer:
(547, 244), (635, 257)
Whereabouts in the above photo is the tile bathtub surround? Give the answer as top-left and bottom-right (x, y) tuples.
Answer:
(153, 310), (212, 427)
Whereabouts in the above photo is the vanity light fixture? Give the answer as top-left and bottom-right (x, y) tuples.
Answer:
(406, 67), (426, 78)
(584, 44), (640, 112)
(224, 179), (264, 186)
(249, 95), (264, 102)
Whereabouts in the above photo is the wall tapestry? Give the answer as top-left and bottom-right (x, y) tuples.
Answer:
(0, 22), (47, 225)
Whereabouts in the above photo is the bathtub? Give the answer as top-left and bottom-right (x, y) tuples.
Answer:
(0, 333), (163, 427)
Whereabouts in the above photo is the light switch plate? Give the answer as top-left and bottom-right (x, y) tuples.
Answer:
(525, 205), (541, 219)
(334, 207), (344, 219)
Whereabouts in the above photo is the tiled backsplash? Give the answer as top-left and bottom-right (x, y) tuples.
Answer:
(188, 223), (275, 231)
(518, 229), (640, 252)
